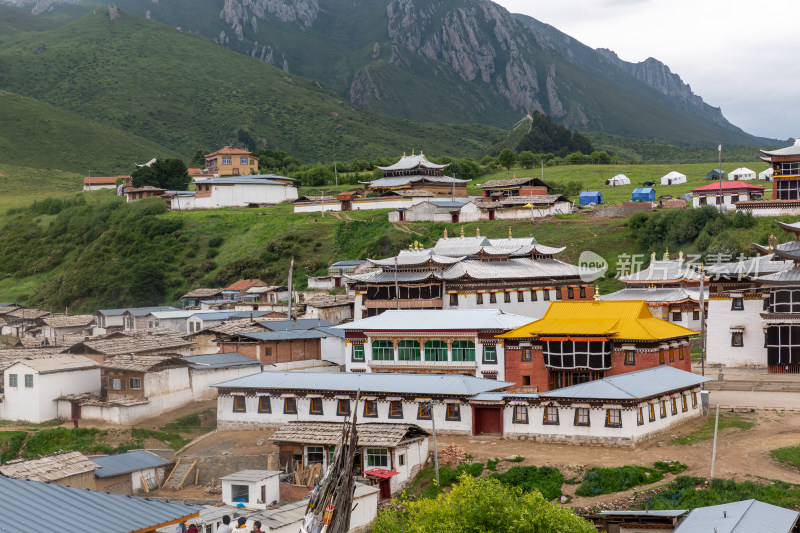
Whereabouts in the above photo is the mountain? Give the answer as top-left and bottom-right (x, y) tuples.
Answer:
(0, 6), (500, 162)
(5, 0), (774, 147)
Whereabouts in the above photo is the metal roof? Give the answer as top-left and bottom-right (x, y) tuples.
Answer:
(755, 268), (800, 284)
(313, 326), (346, 339)
(258, 318), (334, 331)
(600, 510), (687, 517)
(620, 259), (703, 283)
(601, 287), (707, 304)
(182, 352), (260, 369)
(219, 470), (281, 483)
(213, 371), (511, 396)
(200, 177), (291, 186)
(760, 140), (800, 157)
(429, 200), (466, 208)
(92, 450), (171, 478)
(335, 309), (532, 332)
(704, 254), (794, 277)
(96, 306), (179, 317)
(236, 330), (329, 341)
(376, 154), (450, 171)
(0, 474), (200, 532)
(674, 499), (799, 533)
(540, 366), (709, 401)
(331, 260), (366, 267)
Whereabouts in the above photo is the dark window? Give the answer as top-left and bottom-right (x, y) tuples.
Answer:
(8, 374), (17, 387)
(574, 408), (590, 426)
(490, 292), (497, 304)
(580, 286), (586, 299)
(128, 377), (141, 390)
(659, 349), (665, 365)
(24, 374), (34, 388)
(731, 331), (744, 347)
(504, 291), (511, 303)
(446, 403), (461, 421)
(531, 290), (538, 301)
(522, 375), (531, 386)
(669, 346), (675, 363)
(284, 397), (297, 414)
(398, 340), (421, 361)
(679, 346), (685, 360)
(258, 396), (271, 413)
(692, 392), (698, 408)
(682, 395), (688, 412)
(732, 297), (744, 310)
(624, 350), (635, 366)
(672, 311), (682, 321)
(543, 290), (550, 301)
(451, 341), (475, 361)
(233, 396), (246, 412)
(449, 293), (459, 306)
(389, 401), (403, 419)
(476, 293), (484, 304)
(417, 402), (432, 420)
(310, 398), (323, 415)
(352, 344), (364, 361)
(521, 347), (532, 362)
(555, 289), (562, 300)
(605, 409), (622, 428)
(671, 398), (678, 415)
(337, 399), (350, 416)
(424, 340), (448, 361)
(649, 403), (656, 422)
(363, 400), (378, 418)
(543, 406), (559, 425)
(637, 407), (644, 426)
(660, 400), (667, 418)
(517, 290), (525, 302)
(513, 406), (528, 424)
(567, 287), (574, 299)
(693, 310), (700, 320)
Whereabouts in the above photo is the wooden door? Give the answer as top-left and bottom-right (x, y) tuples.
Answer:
(473, 407), (502, 435)
(379, 479), (391, 499)
(70, 401), (81, 420)
(488, 209), (495, 221)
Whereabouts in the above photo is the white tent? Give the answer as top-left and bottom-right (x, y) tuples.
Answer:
(729, 167), (756, 180)
(660, 171), (687, 185)
(606, 174), (631, 186)
(759, 168), (774, 181)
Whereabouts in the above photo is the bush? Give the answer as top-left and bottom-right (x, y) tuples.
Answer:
(653, 461), (688, 474)
(486, 458), (499, 471)
(645, 476), (800, 511)
(575, 466), (664, 497)
(491, 465), (564, 501)
(207, 236), (224, 248)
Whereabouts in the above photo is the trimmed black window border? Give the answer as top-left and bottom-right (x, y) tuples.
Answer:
(512, 405), (529, 424)
(233, 395), (246, 413)
(336, 399), (350, 417)
(573, 407), (590, 427)
(388, 400), (403, 419)
(283, 397), (297, 414)
(417, 402), (432, 420)
(310, 397), (324, 416)
(605, 409), (622, 428)
(445, 403), (461, 421)
(482, 345), (498, 365)
(363, 400), (378, 418)
(543, 406), (559, 425)
(257, 396), (271, 413)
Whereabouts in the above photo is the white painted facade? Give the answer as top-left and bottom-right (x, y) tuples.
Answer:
(691, 190), (758, 209)
(3, 363), (100, 423)
(386, 438), (429, 493)
(130, 466), (168, 493)
(190, 366), (263, 401)
(706, 297), (764, 367)
(320, 336), (347, 366)
(736, 203), (800, 217)
(295, 195), (470, 214)
(483, 201), (572, 221)
(221, 471), (280, 510)
(173, 182), (298, 210)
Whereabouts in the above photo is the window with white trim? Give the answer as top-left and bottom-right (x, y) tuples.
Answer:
(543, 406), (559, 425)
(128, 377), (141, 390)
(366, 448), (389, 468)
(451, 340), (475, 362)
(605, 409), (622, 428)
(512, 405), (528, 424)
(372, 340), (394, 361)
(574, 408), (589, 426)
(111, 379), (122, 391)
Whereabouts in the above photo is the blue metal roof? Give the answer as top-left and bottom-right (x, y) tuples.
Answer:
(92, 450), (171, 478)
(429, 201), (466, 208)
(331, 260), (365, 267)
(258, 318), (334, 331)
(313, 326), (346, 339)
(0, 474), (200, 532)
(183, 352), (260, 369)
(192, 311), (274, 321)
(213, 371), (512, 397)
(239, 330), (329, 341)
(96, 306), (179, 317)
(540, 366), (709, 401)
(674, 499), (799, 533)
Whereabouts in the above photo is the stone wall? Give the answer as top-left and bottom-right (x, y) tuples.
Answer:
(192, 454), (278, 485)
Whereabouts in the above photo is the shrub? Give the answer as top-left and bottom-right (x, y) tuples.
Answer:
(645, 476), (800, 511)
(208, 236), (224, 248)
(576, 466), (663, 497)
(491, 465), (564, 501)
(486, 458), (499, 471)
(653, 461), (688, 474)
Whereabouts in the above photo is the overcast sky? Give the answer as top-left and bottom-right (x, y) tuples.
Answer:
(494, 0), (798, 142)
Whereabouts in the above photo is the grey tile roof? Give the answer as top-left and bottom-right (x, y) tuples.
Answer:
(540, 366), (709, 401)
(96, 306), (179, 317)
(704, 255), (794, 277)
(213, 371), (512, 396)
(41, 314), (97, 328)
(7, 356), (97, 374)
(754, 268), (800, 284)
(331, 260), (367, 267)
(601, 288), (707, 304)
(335, 309), (532, 332)
(366, 175), (468, 188)
(346, 270), (441, 283)
(376, 154), (450, 171)
(92, 450), (171, 478)
(269, 422), (428, 447)
(0, 474), (200, 532)
(313, 326), (346, 339)
(368, 250), (464, 267)
(478, 176), (548, 188)
(180, 288), (224, 299)
(674, 499), (799, 533)
(183, 352), (260, 369)
(620, 259), (703, 283)
(442, 258), (585, 280)
(0, 451), (98, 482)
(761, 142), (800, 157)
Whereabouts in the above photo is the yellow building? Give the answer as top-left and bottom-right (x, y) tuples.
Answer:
(205, 146), (259, 177)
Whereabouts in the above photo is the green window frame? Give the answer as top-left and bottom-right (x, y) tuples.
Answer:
(366, 448), (389, 468)
(424, 340), (448, 361)
(352, 344), (365, 361)
(372, 340), (394, 361)
(483, 345), (497, 363)
(398, 340), (421, 361)
(451, 340), (475, 362)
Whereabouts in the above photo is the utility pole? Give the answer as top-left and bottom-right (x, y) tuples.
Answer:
(700, 263), (706, 377)
(718, 144), (723, 211)
(541, 159), (544, 182)
(429, 400), (440, 487)
(286, 257), (294, 320)
(710, 404), (720, 477)
(334, 162), (338, 187)
(394, 257), (400, 310)
(319, 190), (325, 218)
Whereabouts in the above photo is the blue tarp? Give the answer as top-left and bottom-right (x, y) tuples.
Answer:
(579, 191), (603, 205)
(631, 188), (656, 202)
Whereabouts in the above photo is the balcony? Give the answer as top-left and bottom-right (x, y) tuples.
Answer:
(368, 359), (478, 374)
(365, 299), (443, 309)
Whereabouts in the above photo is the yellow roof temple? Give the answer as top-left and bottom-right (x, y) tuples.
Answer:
(499, 300), (696, 341)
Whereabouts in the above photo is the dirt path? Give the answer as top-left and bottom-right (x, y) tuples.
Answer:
(435, 409), (800, 508)
(391, 222), (423, 235)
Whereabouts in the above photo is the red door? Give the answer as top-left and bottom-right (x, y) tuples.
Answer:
(379, 479), (391, 499)
(473, 407), (503, 435)
(451, 212), (459, 223)
(70, 401), (81, 421)
(488, 209), (495, 221)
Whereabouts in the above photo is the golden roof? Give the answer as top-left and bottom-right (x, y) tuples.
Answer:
(498, 300), (695, 341)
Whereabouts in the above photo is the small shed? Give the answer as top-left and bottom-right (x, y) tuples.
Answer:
(606, 174), (630, 186)
(578, 191), (603, 205)
(660, 171), (687, 185)
(759, 168), (774, 181)
(729, 167), (756, 181)
(220, 470), (281, 510)
(706, 169), (726, 180)
(631, 188), (656, 202)
(92, 450), (172, 495)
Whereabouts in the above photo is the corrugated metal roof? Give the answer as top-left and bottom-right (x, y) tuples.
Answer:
(0, 474), (200, 532)
(335, 309), (532, 332)
(429, 201), (466, 208)
(331, 260), (366, 267)
(540, 366), (710, 401)
(258, 319), (334, 331)
(96, 306), (179, 317)
(754, 269), (800, 283)
(92, 450), (171, 478)
(183, 352), (260, 369)
(704, 254), (793, 277)
(674, 499), (799, 533)
(219, 470), (281, 482)
(313, 326), (346, 339)
(601, 287), (707, 304)
(213, 371), (511, 396)
(238, 330), (329, 341)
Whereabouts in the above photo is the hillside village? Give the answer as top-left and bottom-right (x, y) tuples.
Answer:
(2, 142), (800, 531)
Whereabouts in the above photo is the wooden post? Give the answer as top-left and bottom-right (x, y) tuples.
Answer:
(160, 458), (181, 489)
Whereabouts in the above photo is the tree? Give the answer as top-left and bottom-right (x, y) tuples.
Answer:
(498, 148), (517, 171)
(131, 158), (191, 190)
(191, 149), (206, 166)
(518, 151), (535, 169)
(372, 474), (596, 533)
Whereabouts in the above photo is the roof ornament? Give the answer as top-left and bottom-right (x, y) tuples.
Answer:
(443, 228), (448, 239)
(594, 285), (600, 301)
(769, 234), (777, 250)
(420, 149), (423, 155)
(651, 251), (656, 261)
(412, 148), (415, 155)
(476, 227), (480, 237)
(679, 250), (684, 261)
(414, 240), (420, 249)
(408, 242), (413, 250)
(508, 227), (513, 238)
(460, 226), (465, 238)
(664, 248), (670, 260)
(403, 151), (406, 157)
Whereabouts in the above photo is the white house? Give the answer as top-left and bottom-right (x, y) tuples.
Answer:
(690, 181), (765, 209)
(94, 306), (179, 332)
(388, 201), (481, 223)
(759, 168), (774, 180)
(40, 315), (97, 340)
(168, 175), (298, 210)
(660, 171), (687, 186)
(606, 174), (630, 186)
(674, 499), (799, 533)
(214, 367), (708, 446)
(336, 309), (531, 381)
(729, 167), (756, 180)
(221, 470), (281, 510)
(93, 450), (172, 495)
(2, 356), (99, 423)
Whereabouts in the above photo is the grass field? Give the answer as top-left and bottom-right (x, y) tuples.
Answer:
(0, 163), (83, 213)
(670, 413), (756, 446)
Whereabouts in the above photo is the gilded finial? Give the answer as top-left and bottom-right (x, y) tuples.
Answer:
(664, 248), (670, 260)
(594, 285), (600, 301)
(403, 151), (406, 157)
(679, 250), (684, 261)
(476, 227), (480, 237)
(460, 226), (465, 238)
(414, 240), (419, 249)
(443, 228), (448, 239)
(769, 234), (777, 250)
(408, 242), (413, 250)
(420, 149), (423, 155)
(412, 148), (415, 155)
(508, 227), (513, 238)
(651, 251), (656, 261)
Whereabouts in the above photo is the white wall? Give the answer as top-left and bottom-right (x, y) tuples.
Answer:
(222, 475), (280, 509)
(737, 204), (800, 217)
(294, 201), (342, 213)
(131, 466), (167, 492)
(211, 183), (298, 207)
(707, 297), (764, 367)
(692, 192), (756, 209)
(389, 438), (429, 493)
(350, 488), (379, 531)
(190, 366), (262, 401)
(321, 337), (347, 365)
(3, 365), (101, 423)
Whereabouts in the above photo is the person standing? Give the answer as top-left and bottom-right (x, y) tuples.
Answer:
(218, 515), (234, 533)
(251, 521), (263, 533)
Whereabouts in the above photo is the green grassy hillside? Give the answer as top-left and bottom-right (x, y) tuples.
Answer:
(0, 90), (180, 174)
(0, 7), (500, 162)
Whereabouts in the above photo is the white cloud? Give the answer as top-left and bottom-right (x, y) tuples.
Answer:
(494, 0), (799, 140)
